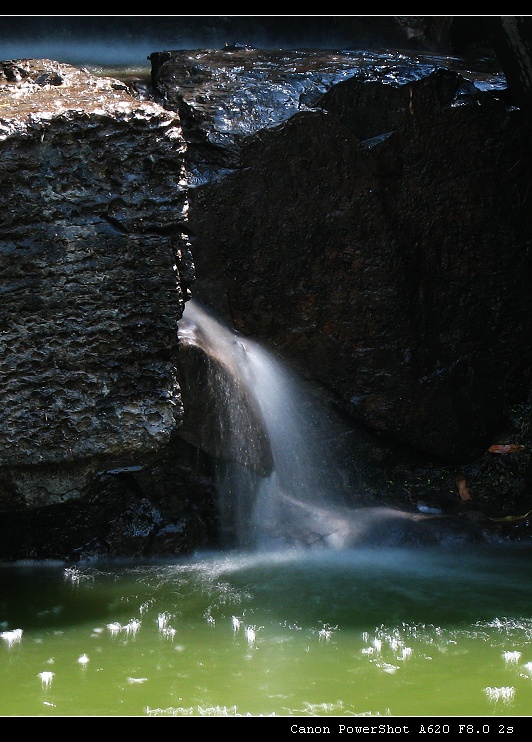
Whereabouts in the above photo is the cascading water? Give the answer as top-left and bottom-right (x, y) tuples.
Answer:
(177, 298), (356, 551)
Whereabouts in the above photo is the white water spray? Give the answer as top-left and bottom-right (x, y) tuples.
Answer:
(177, 299), (354, 550)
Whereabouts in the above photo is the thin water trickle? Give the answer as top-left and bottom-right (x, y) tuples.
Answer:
(177, 299), (353, 551)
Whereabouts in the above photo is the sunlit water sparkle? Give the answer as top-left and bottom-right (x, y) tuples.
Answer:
(0, 546), (532, 716)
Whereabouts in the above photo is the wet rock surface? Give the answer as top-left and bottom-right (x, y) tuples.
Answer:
(149, 47), (506, 185)
(155, 51), (532, 465)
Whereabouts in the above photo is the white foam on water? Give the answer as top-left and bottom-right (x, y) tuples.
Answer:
(245, 626), (256, 647)
(161, 627), (177, 640)
(38, 671), (54, 689)
(503, 650), (521, 664)
(485, 686), (515, 703)
(1, 628), (23, 647)
(106, 622), (122, 636)
(156, 612), (171, 630)
(123, 619), (142, 637)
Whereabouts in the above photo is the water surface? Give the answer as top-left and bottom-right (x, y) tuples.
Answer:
(1, 545), (532, 717)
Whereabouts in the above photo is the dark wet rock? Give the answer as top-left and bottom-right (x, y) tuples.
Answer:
(158, 53), (532, 464)
(0, 436), (219, 561)
(0, 60), (195, 518)
(149, 47), (493, 186)
(483, 16), (532, 114)
(149, 48), (374, 183)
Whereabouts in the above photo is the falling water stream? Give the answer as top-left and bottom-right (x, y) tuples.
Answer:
(177, 299), (357, 551)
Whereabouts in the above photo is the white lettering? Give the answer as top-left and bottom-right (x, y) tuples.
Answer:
(338, 725), (410, 734)
(291, 726), (331, 734)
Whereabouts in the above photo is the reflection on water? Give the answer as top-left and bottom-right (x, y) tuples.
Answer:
(1, 545), (532, 717)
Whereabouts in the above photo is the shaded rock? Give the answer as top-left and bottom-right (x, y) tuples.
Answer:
(163, 54), (532, 463)
(1, 42), (531, 559)
(0, 436), (219, 561)
(485, 16), (532, 114)
(149, 48), (378, 183)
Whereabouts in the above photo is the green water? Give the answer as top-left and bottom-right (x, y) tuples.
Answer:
(1, 545), (532, 718)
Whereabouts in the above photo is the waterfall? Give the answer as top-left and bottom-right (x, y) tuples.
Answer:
(177, 299), (356, 551)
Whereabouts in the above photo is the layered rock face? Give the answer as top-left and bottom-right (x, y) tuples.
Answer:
(0, 59), (193, 510)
